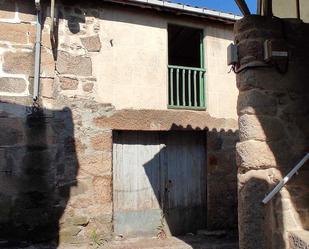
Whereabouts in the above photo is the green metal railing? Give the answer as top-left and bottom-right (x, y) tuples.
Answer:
(168, 65), (206, 109)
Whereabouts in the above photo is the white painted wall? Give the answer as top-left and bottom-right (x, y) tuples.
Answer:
(205, 24), (237, 119)
(92, 6), (237, 120)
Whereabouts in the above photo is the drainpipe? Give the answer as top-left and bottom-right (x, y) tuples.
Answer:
(296, 0), (300, 19)
(33, 0), (42, 102)
(50, 0), (55, 35)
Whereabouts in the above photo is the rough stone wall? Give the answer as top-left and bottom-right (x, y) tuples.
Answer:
(235, 15), (309, 249)
(207, 130), (239, 231)
(0, 0), (115, 246)
(0, 0), (239, 246)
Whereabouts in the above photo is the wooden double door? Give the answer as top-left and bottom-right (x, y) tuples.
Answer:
(113, 131), (207, 237)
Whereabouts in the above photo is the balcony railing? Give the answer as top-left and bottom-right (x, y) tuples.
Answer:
(168, 65), (206, 110)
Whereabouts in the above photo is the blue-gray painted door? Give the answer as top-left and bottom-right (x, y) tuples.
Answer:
(113, 131), (206, 237)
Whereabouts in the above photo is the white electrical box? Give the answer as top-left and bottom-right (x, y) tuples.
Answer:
(227, 43), (238, 66)
(264, 40), (288, 62)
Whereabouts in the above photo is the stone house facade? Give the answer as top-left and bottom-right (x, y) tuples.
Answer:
(0, 0), (240, 246)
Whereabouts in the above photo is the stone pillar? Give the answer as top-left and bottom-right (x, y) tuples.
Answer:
(235, 16), (309, 249)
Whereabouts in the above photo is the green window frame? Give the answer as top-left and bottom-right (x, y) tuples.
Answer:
(168, 28), (206, 110)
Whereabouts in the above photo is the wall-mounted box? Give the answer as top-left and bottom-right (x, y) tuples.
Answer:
(227, 43), (238, 66)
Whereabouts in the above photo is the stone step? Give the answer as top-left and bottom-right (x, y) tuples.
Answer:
(289, 230), (309, 249)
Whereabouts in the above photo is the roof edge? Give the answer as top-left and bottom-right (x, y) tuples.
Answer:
(104, 0), (242, 23)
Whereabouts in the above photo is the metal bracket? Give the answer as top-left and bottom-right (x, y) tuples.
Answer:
(35, 0), (41, 10)
(262, 153), (309, 204)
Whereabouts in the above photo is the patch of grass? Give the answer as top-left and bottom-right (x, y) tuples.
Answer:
(90, 229), (106, 248)
(157, 212), (167, 240)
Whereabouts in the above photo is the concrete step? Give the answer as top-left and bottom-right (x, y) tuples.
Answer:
(289, 230), (309, 249)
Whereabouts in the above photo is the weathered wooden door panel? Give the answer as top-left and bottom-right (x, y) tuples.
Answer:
(113, 131), (206, 237)
(113, 131), (163, 237)
(164, 131), (207, 235)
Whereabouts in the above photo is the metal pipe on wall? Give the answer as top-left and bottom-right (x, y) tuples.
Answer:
(296, 0), (300, 19)
(33, 0), (42, 101)
(50, 0), (55, 35)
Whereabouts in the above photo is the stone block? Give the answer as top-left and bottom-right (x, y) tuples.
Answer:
(0, 23), (34, 44)
(0, 77), (27, 94)
(80, 35), (101, 52)
(296, 210), (309, 230)
(41, 30), (52, 49)
(0, 0), (16, 19)
(237, 65), (309, 93)
(60, 77), (79, 90)
(79, 152), (112, 177)
(288, 170), (309, 187)
(66, 216), (89, 226)
(207, 164), (237, 230)
(238, 169), (278, 249)
(208, 151), (236, 173)
(56, 51), (92, 76)
(239, 114), (286, 142)
(93, 176), (112, 205)
(3, 49), (54, 77)
(207, 132), (223, 151)
(16, 0), (36, 22)
(282, 98), (309, 117)
(68, 195), (93, 209)
(0, 194), (11, 223)
(90, 132), (112, 151)
(289, 231), (309, 249)
(293, 195), (309, 210)
(237, 39), (264, 64)
(237, 140), (276, 169)
(41, 49), (55, 77)
(94, 213), (112, 225)
(276, 210), (301, 231)
(237, 139), (296, 170)
(72, 216), (89, 226)
(82, 82), (94, 92)
(40, 78), (54, 98)
(59, 226), (81, 244)
(238, 89), (277, 115)
(234, 15), (282, 35)
(0, 118), (24, 146)
(0, 149), (7, 172)
(235, 28), (283, 44)
(3, 51), (33, 75)
(70, 178), (92, 197)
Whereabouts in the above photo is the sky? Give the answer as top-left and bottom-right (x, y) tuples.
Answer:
(171, 0), (257, 15)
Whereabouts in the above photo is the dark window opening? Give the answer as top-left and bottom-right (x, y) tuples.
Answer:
(168, 24), (205, 109)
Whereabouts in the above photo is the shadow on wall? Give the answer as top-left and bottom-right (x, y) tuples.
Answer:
(236, 16), (309, 249)
(0, 101), (78, 248)
(113, 126), (238, 241)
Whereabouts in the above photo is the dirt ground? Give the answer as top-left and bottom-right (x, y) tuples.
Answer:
(2, 235), (238, 249)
